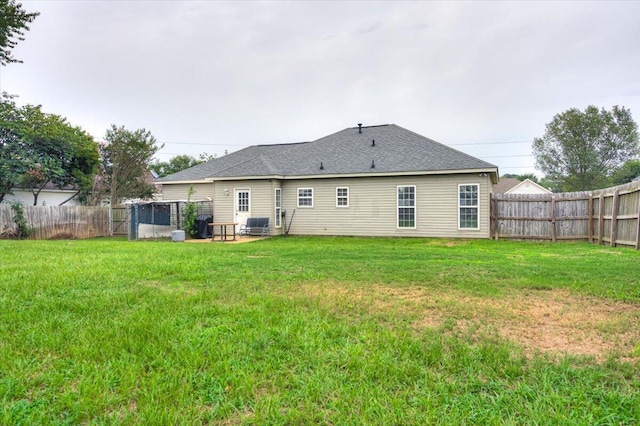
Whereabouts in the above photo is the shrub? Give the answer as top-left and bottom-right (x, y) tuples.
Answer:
(1, 203), (35, 239)
(183, 185), (198, 238)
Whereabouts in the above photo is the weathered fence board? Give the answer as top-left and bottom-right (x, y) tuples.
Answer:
(0, 205), (111, 239)
(492, 180), (640, 249)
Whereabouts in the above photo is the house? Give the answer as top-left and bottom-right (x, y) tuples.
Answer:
(1, 183), (81, 206)
(493, 177), (551, 195)
(157, 124), (499, 238)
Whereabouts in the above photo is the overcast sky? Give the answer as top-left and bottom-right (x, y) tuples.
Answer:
(2, 0), (639, 176)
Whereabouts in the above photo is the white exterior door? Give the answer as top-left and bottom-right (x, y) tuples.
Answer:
(234, 189), (251, 229)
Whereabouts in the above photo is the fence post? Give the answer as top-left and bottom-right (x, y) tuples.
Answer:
(109, 204), (113, 236)
(610, 189), (619, 247)
(489, 193), (498, 240)
(598, 193), (605, 245)
(588, 195), (594, 243)
(490, 193), (495, 239)
(493, 195), (500, 240)
(550, 195), (557, 243)
(635, 192), (640, 250)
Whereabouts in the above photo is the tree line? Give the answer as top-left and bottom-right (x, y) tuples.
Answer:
(532, 105), (639, 191)
(0, 97), (160, 206)
(0, 1), (215, 206)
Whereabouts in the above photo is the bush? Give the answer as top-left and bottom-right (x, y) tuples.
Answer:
(183, 202), (198, 238)
(0, 203), (34, 239)
(183, 185), (198, 238)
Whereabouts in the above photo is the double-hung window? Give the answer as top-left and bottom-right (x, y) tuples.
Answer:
(297, 188), (313, 207)
(336, 187), (349, 207)
(397, 185), (416, 228)
(274, 188), (282, 228)
(458, 184), (479, 229)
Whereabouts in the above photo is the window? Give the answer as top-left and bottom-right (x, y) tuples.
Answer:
(237, 190), (250, 212)
(459, 184), (479, 229)
(336, 187), (349, 207)
(397, 185), (416, 228)
(274, 188), (282, 228)
(297, 188), (313, 207)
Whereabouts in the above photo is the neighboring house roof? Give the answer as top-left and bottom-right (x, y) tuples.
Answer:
(493, 178), (551, 194)
(159, 124), (498, 183)
(505, 179), (551, 194)
(492, 177), (521, 193)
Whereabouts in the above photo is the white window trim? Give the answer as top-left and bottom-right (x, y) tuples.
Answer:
(458, 183), (480, 230)
(235, 188), (251, 214)
(274, 188), (282, 228)
(297, 187), (314, 208)
(336, 187), (349, 208)
(396, 185), (416, 229)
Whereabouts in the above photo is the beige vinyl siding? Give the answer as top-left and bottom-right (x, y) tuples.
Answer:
(160, 183), (213, 201)
(213, 180), (281, 235)
(281, 173), (492, 238)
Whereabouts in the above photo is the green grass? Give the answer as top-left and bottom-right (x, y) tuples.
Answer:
(0, 237), (639, 424)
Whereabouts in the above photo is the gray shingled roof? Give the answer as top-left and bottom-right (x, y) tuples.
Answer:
(158, 124), (497, 182)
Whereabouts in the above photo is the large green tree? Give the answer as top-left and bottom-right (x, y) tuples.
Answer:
(0, 0), (39, 65)
(0, 97), (99, 205)
(98, 125), (162, 205)
(0, 98), (29, 203)
(152, 153), (215, 178)
(610, 160), (640, 186)
(533, 106), (639, 191)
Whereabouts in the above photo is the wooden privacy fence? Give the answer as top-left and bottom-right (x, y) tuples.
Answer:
(491, 180), (640, 249)
(0, 205), (111, 239)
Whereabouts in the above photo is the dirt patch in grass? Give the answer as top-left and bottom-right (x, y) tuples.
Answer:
(298, 284), (640, 362)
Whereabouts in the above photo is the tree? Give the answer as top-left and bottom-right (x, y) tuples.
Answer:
(100, 125), (162, 205)
(152, 152), (215, 177)
(533, 106), (639, 191)
(0, 103), (29, 203)
(0, 0), (39, 65)
(0, 97), (99, 205)
(610, 160), (640, 186)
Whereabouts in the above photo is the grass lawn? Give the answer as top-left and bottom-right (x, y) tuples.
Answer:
(1, 236), (639, 424)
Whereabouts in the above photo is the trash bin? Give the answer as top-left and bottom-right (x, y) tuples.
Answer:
(194, 215), (213, 239)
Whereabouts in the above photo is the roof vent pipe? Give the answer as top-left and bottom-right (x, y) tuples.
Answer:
(320, 162), (324, 170)
(371, 139), (375, 147)
(358, 123), (362, 133)
(370, 160), (375, 169)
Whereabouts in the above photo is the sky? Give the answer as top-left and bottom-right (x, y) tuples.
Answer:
(2, 0), (639, 176)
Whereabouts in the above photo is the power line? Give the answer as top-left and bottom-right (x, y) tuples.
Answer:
(156, 139), (533, 148)
(480, 154), (533, 159)
(156, 140), (537, 162)
(448, 140), (532, 146)
(158, 141), (246, 147)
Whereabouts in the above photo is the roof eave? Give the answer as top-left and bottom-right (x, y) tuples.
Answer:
(284, 168), (499, 181)
(205, 175), (284, 182)
(203, 168), (498, 182)
(157, 179), (210, 185)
